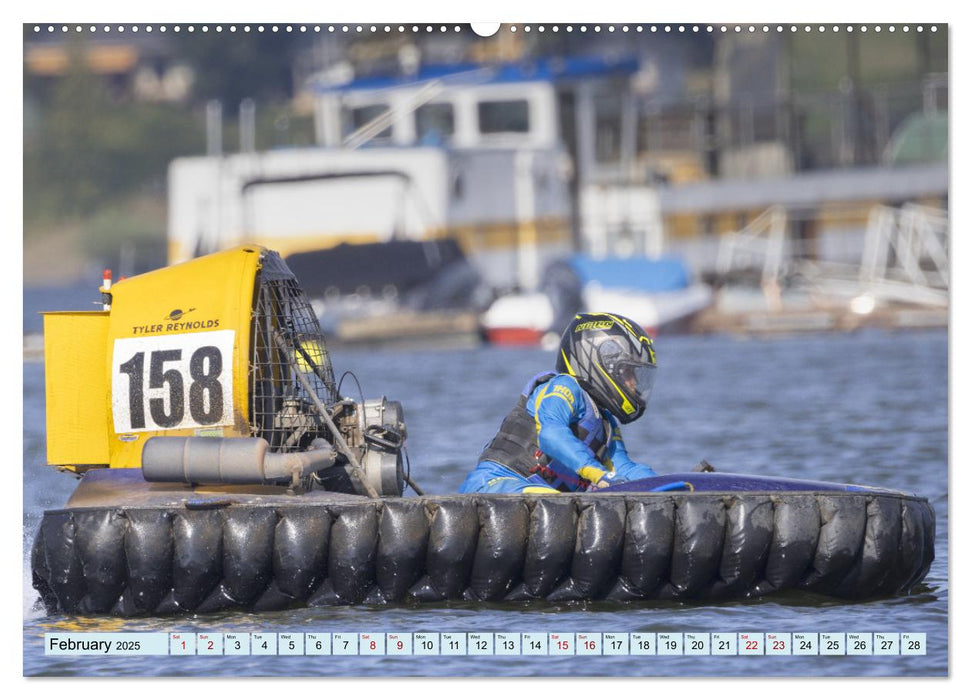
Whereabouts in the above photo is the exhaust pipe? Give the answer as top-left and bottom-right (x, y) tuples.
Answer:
(142, 437), (338, 485)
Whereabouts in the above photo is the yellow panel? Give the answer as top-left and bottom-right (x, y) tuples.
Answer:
(444, 217), (571, 252)
(43, 312), (110, 468)
(105, 246), (263, 467)
(665, 213), (701, 239)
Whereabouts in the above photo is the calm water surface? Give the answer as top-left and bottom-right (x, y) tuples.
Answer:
(22, 328), (948, 677)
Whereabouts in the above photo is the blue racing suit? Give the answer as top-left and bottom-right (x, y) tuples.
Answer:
(459, 372), (656, 494)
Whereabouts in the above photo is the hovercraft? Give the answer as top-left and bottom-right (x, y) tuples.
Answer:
(31, 247), (935, 616)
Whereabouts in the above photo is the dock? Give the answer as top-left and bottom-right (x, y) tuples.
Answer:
(690, 302), (947, 336)
(333, 310), (482, 349)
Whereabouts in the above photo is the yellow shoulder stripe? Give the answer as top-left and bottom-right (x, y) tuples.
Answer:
(523, 486), (560, 494)
(534, 386), (573, 433)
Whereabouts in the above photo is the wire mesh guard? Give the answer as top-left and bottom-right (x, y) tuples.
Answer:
(249, 251), (338, 452)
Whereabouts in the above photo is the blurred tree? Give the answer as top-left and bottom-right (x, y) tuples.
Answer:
(24, 38), (204, 225)
(25, 40), (110, 220)
(172, 31), (312, 105)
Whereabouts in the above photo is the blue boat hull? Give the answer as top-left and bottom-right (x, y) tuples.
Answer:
(604, 472), (908, 495)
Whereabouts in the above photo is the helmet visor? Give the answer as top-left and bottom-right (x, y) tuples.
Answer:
(617, 362), (656, 404)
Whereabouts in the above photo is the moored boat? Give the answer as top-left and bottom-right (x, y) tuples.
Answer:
(481, 254), (713, 344)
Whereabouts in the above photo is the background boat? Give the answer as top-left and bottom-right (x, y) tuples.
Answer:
(481, 254), (712, 345)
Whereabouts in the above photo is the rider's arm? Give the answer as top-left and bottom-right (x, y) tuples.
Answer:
(602, 416), (656, 483)
(531, 376), (607, 484)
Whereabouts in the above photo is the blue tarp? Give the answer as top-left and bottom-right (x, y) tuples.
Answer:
(568, 255), (691, 293)
(311, 57), (640, 93)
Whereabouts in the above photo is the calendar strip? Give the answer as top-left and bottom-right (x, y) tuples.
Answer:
(44, 632), (927, 656)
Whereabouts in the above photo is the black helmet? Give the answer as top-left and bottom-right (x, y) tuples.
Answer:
(555, 312), (657, 424)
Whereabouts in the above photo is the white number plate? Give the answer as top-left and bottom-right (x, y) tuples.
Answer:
(111, 330), (236, 433)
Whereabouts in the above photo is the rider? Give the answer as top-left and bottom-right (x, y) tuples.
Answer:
(459, 312), (658, 494)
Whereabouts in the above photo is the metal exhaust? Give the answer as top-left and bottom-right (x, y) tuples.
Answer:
(141, 436), (337, 485)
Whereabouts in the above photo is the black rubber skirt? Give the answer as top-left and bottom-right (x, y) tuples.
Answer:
(31, 478), (935, 616)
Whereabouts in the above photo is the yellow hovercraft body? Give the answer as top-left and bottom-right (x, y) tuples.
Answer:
(43, 245), (349, 474)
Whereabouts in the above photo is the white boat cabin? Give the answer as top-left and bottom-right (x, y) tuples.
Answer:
(168, 57), (662, 292)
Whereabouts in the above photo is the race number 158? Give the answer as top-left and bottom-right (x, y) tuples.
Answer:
(111, 330), (235, 433)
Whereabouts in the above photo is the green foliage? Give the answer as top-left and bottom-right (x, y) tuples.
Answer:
(24, 44), (205, 226)
(23, 34), (317, 237)
(170, 32), (312, 106)
(79, 199), (167, 263)
(789, 30), (948, 91)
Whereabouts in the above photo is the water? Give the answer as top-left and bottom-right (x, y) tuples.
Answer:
(23, 283), (104, 335)
(22, 328), (949, 677)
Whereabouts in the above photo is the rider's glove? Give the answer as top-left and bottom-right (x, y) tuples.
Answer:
(578, 465), (619, 491)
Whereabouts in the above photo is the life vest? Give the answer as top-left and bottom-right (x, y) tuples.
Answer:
(477, 372), (612, 492)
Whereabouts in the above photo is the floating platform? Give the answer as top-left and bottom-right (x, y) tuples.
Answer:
(31, 469), (935, 616)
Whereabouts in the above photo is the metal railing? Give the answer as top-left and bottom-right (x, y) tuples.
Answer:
(715, 205), (788, 308)
(860, 204), (949, 289)
(714, 202), (949, 310)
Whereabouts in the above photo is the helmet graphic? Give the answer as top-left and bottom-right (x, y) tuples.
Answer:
(555, 312), (657, 424)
